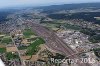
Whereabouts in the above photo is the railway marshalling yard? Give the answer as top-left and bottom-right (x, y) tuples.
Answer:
(0, 19), (100, 66)
(0, 13), (100, 66)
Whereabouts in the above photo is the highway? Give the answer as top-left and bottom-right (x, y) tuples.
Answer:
(26, 22), (91, 66)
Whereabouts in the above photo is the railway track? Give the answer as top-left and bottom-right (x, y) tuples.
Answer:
(26, 22), (91, 66)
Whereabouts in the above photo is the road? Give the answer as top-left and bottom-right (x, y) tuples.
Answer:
(26, 22), (91, 66)
(10, 33), (24, 66)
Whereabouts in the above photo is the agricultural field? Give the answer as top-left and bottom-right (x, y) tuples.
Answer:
(23, 29), (36, 38)
(0, 48), (6, 53)
(42, 23), (58, 27)
(41, 22), (60, 31)
(25, 37), (45, 56)
(0, 33), (12, 45)
(1, 36), (12, 44)
(16, 28), (46, 57)
(6, 52), (19, 60)
(0, 33), (12, 54)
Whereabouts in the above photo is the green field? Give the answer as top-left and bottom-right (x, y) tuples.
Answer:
(6, 52), (19, 60)
(0, 48), (6, 53)
(18, 46), (28, 50)
(26, 37), (45, 56)
(1, 36), (12, 44)
(23, 29), (35, 38)
(64, 24), (81, 30)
